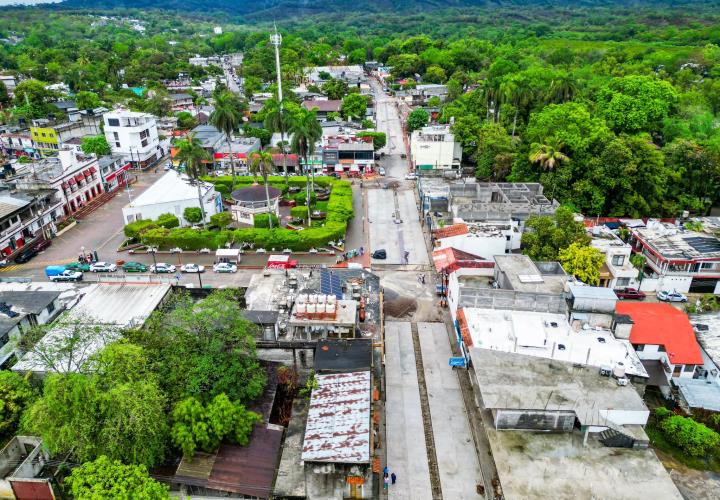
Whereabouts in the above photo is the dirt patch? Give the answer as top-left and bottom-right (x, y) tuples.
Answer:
(384, 296), (417, 318)
(655, 449), (720, 499)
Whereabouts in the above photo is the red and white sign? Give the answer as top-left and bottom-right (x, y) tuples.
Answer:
(106, 163), (132, 182)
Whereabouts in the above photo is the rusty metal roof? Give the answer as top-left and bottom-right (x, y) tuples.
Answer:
(301, 371), (371, 464)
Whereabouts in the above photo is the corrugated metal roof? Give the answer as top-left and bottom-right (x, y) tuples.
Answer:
(301, 371), (371, 463)
(568, 284), (618, 301)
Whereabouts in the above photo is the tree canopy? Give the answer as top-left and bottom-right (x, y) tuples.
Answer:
(66, 456), (169, 500)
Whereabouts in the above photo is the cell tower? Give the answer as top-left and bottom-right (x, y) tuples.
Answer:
(270, 24), (283, 102)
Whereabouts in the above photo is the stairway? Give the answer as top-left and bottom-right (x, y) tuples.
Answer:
(598, 422), (650, 449)
(72, 191), (116, 220)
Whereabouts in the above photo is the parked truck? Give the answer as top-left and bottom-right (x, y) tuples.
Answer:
(45, 265), (83, 282)
(266, 254), (298, 270)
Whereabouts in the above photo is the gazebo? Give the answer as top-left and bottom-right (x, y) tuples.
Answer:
(230, 184), (282, 226)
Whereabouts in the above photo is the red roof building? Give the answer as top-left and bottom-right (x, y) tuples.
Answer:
(432, 223), (469, 239)
(616, 302), (703, 366)
(432, 247), (493, 274)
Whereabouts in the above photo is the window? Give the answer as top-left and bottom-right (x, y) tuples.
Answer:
(702, 262), (715, 269)
(141, 139), (148, 147)
(684, 364), (696, 373)
(113, 132), (119, 140)
(616, 278), (630, 287)
(612, 255), (625, 266)
(107, 118), (120, 127)
(658, 345), (666, 353)
(115, 142), (121, 148)
(634, 344), (645, 352)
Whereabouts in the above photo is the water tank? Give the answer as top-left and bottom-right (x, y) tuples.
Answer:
(327, 296), (337, 305)
(326, 303), (336, 316)
(307, 303), (317, 314)
(316, 303), (326, 314)
(298, 294), (308, 304)
(296, 303), (307, 314)
(613, 362), (626, 379)
(309, 294), (318, 304)
(317, 294), (326, 304)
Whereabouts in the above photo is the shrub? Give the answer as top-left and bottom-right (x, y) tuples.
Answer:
(210, 212), (233, 229)
(293, 190), (317, 205)
(124, 219), (158, 239)
(659, 414), (720, 457)
(183, 207), (203, 224)
(157, 213), (180, 229)
(254, 213), (280, 228)
(290, 206), (309, 220)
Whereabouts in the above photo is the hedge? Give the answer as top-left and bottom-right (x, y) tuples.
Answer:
(135, 180), (354, 251)
(157, 213), (180, 229)
(124, 219), (158, 239)
(254, 213), (280, 228)
(290, 206), (309, 219)
(656, 409), (720, 457)
(293, 190), (317, 205)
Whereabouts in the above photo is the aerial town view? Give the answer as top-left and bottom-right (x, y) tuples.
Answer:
(1, 0), (720, 498)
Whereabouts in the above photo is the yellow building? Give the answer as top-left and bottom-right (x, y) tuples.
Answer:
(30, 126), (59, 152)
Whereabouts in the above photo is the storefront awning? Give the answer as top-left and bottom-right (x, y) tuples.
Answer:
(89, 166), (97, 174)
(74, 174), (85, 183)
(334, 165), (344, 172)
(83, 169), (91, 177)
(349, 165), (360, 172)
(418, 164), (434, 170)
(67, 177), (77, 185)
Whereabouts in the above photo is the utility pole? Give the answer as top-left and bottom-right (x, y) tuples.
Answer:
(270, 24), (283, 104)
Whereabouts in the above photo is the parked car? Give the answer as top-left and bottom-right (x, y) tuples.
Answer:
(65, 262), (91, 272)
(180, 263), (205, 273)
(372, 249), (387, 259)
(657, 290), (688, 302)
(378, 167), (386, 176)
(400, 153), (407, 159)
(164, 163), (173, 171)
(14, 239), (51, 264)
(89, 261), (117, 273)
(614, 287), (646, 300)
(150, 263), (176, 273)
(213, 262), (237, 273)
(122, 261), (148, 273)
(404, 172), (417, 180)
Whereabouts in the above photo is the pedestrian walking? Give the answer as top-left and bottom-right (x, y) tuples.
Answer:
(384, 476), (390, 490)
(383, 466), (389, 476)
(391, 472), (397, 484)
(421, 274), (426, 284)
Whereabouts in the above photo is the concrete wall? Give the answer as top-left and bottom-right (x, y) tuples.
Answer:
(437, 233), (507, 260)
(639, 275), (692, 294)
(122, 192), (221, 225)
(600, 409), (650, 427)
(494, 409), (575, 431)
(458, 288), (567, 315)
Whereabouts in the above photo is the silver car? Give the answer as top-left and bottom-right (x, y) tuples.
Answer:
(89, 261), (117, 273)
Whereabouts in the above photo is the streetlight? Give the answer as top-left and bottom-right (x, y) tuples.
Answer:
(197, 269), (203, 289)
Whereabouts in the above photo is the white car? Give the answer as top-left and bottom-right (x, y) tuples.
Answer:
(404, 172), (417, 180)
(150, 263), (176, 273)
(180, 263), (205, 273)
(213, 262), (238, 273)
(89, 261), (117, 273)
(657, 290), (688, 303)
(378, 167), (386, 176)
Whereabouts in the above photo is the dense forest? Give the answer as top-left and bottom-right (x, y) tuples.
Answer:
(3, 2), (720, 216)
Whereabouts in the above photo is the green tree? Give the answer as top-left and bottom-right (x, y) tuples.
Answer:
(0, 371), (35, 436)
(176, 111), (198, 130)
(171, 394), (261, 459)
(340, 93), (367, 121)
(659, 414), (720, 457)
(263, 98), (295, 182)
(598, 75), (678, 134)
(128, 290), (266, 403)
(183, 207), (203, 224)
(66, 456), (169, 500)
(174, 133), (210, 222)
(423, 65), (447, 84)
(558, 243), (605, 285)
(361, 118), (375, 129)
(521, 206), (589, 261)
(289, 107), (322, 222)
(13, 79), (52, 108)
(475, 123), (515, 180)
(249, 150), (276, 229)
(407, 108), (429, 132)
(529, 142), (569, 171)
(143, 90), (171, 117)
(81, 135), (111, 156)
(210, 211), (232, 229)
(322, 79), (349, 100)
(210, 91), (244, 191)
(0, 81), (10, 106)
(156, 213), (180, 229)
(356, 131), (386, 150)
(75, 91), (102, 110)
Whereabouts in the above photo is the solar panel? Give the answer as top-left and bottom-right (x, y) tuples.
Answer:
(320, 269), (343, 299)
(685, 236), (720, 255)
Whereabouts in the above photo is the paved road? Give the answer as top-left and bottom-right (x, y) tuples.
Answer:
(385, 321), (433, 500)
(368, 188), (429, 266)
(418, 322), (484, 499)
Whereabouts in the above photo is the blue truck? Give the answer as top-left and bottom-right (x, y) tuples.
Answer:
(45, 265), (83, 282)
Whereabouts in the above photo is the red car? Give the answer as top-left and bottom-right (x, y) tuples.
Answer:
(614, 287), (646, 300)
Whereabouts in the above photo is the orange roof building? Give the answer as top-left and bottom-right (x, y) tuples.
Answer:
(616, 302), (703, 366)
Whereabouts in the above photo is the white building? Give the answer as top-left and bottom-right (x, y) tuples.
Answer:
(122, 171), (220, 225)
(410, 125), (462, 171)
(103, 110), (162, 169)
(589, 225), (639, 289)
(433, 221), (521, 259)
(213, 26), (223, 34)
(0, 74), (16, 95)
(0, 188), (63, 259)
(229, 184), (282, 226)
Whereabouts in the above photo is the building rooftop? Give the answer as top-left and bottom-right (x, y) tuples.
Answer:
(190, 124), (224, 149)
(412, 124), (455, 142)
(0, 291), (60, 316)
(432, 247), (492, 274)
(13, 283), (171, 374)
(567, 283), (618, 301)
(0, 195), (30, 220)
(462, 308), (647, 377)
(494, 254), (567, 294)
(432, 223), (468, 239)
(302, 100), (342, 113)
(632, 219), (720, 260)
(125, 171), (214, 208)
(231, 184), (282, 202)
(289, 299), (357, 327)
(690, 311), (720, 367)
(301, 371), (371, 463)
(314, 338), (372, 373)
(174, 425), (284, 499)
(487, 426), (682, 500)
(471, 349), (648, 427)
(617, 302), (703, 365)
(675, 377), (720, 412)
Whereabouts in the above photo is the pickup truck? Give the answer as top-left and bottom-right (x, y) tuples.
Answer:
(45, 266), (83, 282)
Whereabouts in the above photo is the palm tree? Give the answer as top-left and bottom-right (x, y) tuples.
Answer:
(548, 73), (578, 103)
(210, 91), (244, 192)
(529, 142), (570, 171)
(500, 78), (532, 137)
(174, 133), (210, 223)
(263, 98), (292, 184)
(289, 108), (322, 222)
(249, 151), (276, 229)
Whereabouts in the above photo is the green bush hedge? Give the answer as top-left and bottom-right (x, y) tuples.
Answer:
(656, 408), (720, 457)
(290, 206), (309, 219)
(157, 213), (180, 229)
(124, 219), (158, 239)
(134, 179), (354, 251)
(254, 213), (280, 228)
(293, 190), (317, 205)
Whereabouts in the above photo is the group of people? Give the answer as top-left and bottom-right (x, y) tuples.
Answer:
(383, 466), (397, 490)
(336, 246), (364, 263)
